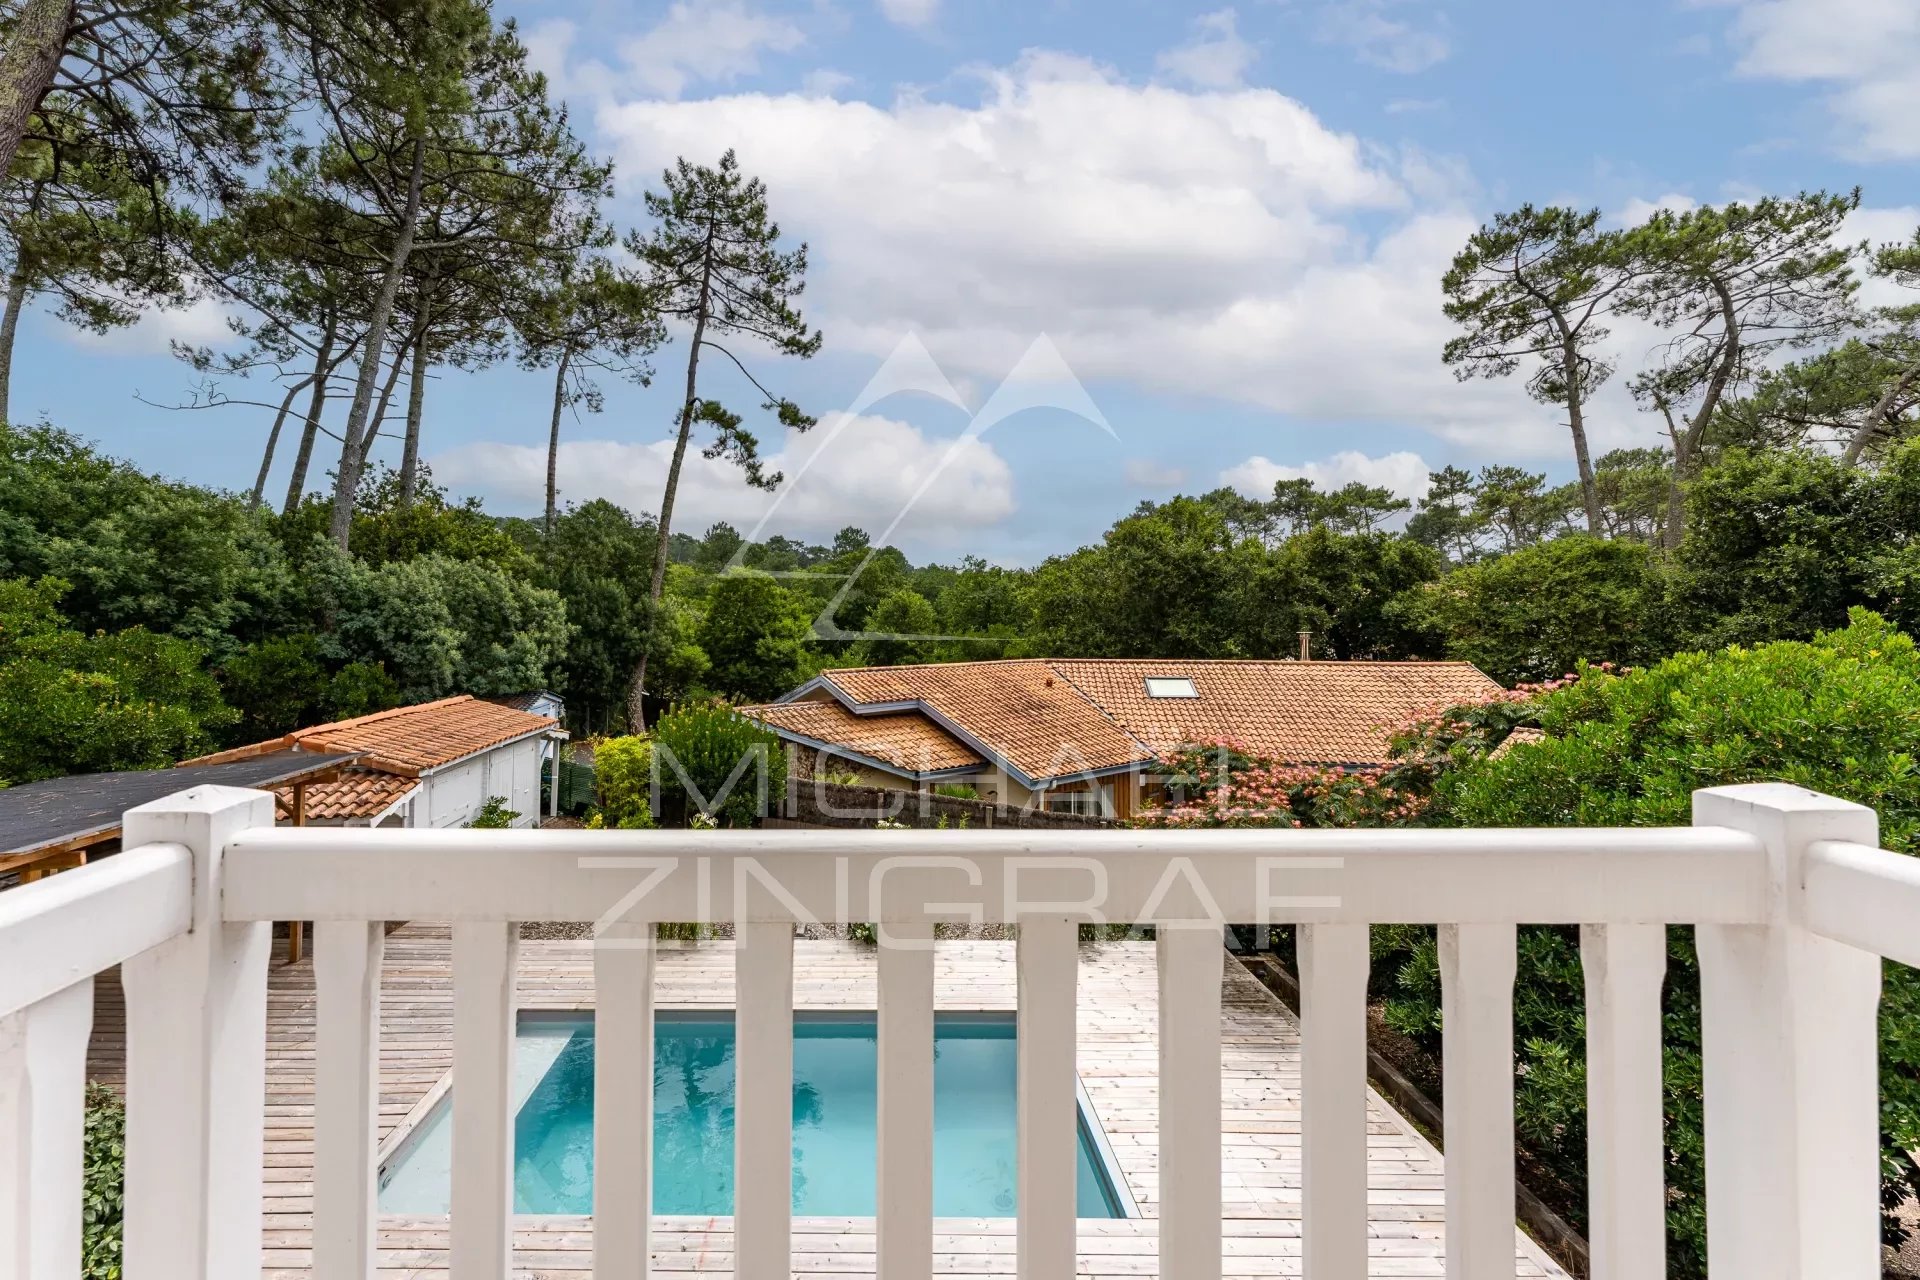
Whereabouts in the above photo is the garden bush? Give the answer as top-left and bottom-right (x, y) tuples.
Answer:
(650, 701), (786, 827)
(83, 1083), (124, 1280)
(592, 735), (657, 829)
(1394, 609), (1920, 1276)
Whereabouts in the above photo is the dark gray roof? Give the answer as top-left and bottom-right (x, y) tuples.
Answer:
(0, 751), (359, 861)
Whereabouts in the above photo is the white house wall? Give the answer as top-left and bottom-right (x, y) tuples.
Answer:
(418, 737), (545, 829)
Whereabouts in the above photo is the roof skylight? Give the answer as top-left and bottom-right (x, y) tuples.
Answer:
(1143, 676), (1199, 699)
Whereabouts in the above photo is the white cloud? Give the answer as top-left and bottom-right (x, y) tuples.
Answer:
(594, 54), (1565, 454)
(1611, 192), (1699, 226)
(802, 68), (854, 97)
(1221, 449), (1433, 500)
(1155, 9), (1257, 90)
(573, 0), (805, 99)
(1315, 0), (1450, 73)
(430, 413), (1013, 541)
(59, 294), (234, 356)
(877, 0), (939, 28)
(1709, 0), (1920, 159)
(1123, 458), (1189, 490)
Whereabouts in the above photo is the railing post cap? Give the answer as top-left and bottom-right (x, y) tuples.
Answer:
(124, 783), (277, 819)
(122, 785), (276, 927)
(1692, 782), (1875, 821)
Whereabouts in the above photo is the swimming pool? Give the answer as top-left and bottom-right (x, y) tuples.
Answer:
(378, 1013), (1130, 1218)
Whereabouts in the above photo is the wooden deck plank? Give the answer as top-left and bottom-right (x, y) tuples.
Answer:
(243, 924), (1563, 1278)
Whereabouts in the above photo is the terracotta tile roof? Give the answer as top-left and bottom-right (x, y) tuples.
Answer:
(286, 696), (557, 774)
(1049, 659), (1502, 765)
(761, 658), (1500, 782)
(742, 699), (984, 773)
(822, 661), (1151, 779)
(274, 769), (419, 821)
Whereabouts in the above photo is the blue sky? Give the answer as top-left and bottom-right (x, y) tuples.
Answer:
(12, 0), (1918, 564)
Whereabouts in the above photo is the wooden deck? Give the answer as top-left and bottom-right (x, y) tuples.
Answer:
(224, 925), (1561, 1277)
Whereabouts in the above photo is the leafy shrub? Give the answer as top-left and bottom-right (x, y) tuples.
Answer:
(931, 782), (978, 799)
(591, 735), (656, 829)
(1391, 534), (1664, 684)
(306, 543), (569, 703)
(83, 1083), (124, 1280)
(651, 702), (786, 827)
(0, 576), (236, 783)
(466, 796), (519, 828)
(1399, 609), (1920, 1275)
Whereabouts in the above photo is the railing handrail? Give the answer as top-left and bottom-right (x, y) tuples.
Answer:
(219, 822), (1773, 927)
(0, 841), (192, 1020)
(1804, 838), (1920, 969)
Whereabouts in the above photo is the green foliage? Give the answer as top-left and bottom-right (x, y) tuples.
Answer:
(310, 544), (569, 703)
(695, 571), (815, 702)
(0, 577), (235, 783)
(0, 423), (295, 656)
(527, 500), (706, 733)
(650, 701), (786, 826)
(324, 661), (402, 720)
(1411, 611), (1920, 1273)
(83, 1083), (125, 1280)
(466, 796), (519, 828)
(216, 634), (330, 740)
(932, 782), (977, 799)
(591, 735), (657, 829)
(1024, 492), (1443, 660)
(336, 466), (534, 572)
(1669, 442), (1920, 649)
(858, 587), (937, 666)
(1392, 535), (1664, 683)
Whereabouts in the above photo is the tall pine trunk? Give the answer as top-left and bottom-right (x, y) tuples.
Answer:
(356, 327), (412, 471)
(396, 273), (436, 505)
(0, 264), (30, 422)
(329, 136), (425, 549)
(628, 248), (712, 729)
(284, 315), (339, 514)
(0, 0), (71, 180)
(1561, 337), (1602, 534)
(544, 348), (571, 536)
(250, 377), (310, 508)
(1840, 357), (1920, 467)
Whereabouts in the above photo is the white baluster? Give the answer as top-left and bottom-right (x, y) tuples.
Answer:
(1581, 923), (1666, 1280)
(1694, 784), (1883, 1280)
(1300, 922), (1369, 1280)
(1016, 915), (1077, 1280)
(120, 786), (274, 1280)
(1158, 924), (1223, 1280)
(594, 923), (656, 1279)
(734, 919), (794, 1279)
(1438, 922), (1517, 1280)
(451, 921), (519, 1279)
(313, 921), (385, 1280)
(877, 920), (935, 1280)
(0, 979), (93, 1280)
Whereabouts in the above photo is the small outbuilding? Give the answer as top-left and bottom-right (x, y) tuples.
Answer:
(183, 695), (566, 829)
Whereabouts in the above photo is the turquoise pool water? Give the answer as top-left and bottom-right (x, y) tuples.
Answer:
(378, 1014), (1127, 1218)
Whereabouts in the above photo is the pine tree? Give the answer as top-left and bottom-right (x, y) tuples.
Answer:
(624, 150), (821, 726)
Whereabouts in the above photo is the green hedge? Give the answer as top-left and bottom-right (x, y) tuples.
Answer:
(84, 1083), (124, 1280)
(1398, 609), (1920, 1275)
(650, 702), (785, 827)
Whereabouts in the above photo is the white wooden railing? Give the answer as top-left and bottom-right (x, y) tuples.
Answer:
(3, 781), (1918, 1280)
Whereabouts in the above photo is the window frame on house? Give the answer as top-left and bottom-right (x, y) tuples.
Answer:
(1143, 675), (1199, 699)
(1043, 783), (1114, 817)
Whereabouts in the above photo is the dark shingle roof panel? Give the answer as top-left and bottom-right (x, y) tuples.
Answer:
(0, 751), (359, 861)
